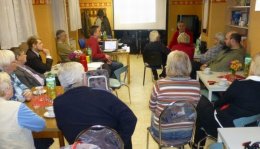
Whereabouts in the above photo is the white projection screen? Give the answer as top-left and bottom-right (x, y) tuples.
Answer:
(113, 0), (167, 30)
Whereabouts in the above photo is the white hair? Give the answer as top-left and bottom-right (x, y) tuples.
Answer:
(57, 62), (85, 90)
(149, 30), (160, 42)
(215, 32), (225, 45)
(0, 72), (12, 97)
(0, 50), (15, 70)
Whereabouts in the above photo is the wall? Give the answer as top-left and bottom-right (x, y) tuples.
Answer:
(248, 0), (260, 56)
(201, 0), (227, 47)
(168, 0), (202, 44)
(33, 4), (58, 64)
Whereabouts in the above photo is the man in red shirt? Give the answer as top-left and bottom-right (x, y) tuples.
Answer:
(86, 26), (123, 77)
(168, 21), (193, 49)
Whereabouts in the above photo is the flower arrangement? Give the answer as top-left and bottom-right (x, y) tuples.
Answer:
(68, 50), (83, 61)
(230, 60), (242, 75)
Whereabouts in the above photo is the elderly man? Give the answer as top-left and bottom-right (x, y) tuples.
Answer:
(11, 47), (45, 88)
(56, 30), (74, 63)
(54, 62), (137, 149)
(26, 36), (53, 74)
(0, 50), (32, 102)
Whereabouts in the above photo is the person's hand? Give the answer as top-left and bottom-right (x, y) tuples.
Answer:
(200, 64), (208, 71)
(42, 48), (51, 56)
(23, 90), (32, 101)
(105, 54), (111, 61)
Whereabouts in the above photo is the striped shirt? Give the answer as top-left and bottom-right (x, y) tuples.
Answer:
(150, 77), (200, 129)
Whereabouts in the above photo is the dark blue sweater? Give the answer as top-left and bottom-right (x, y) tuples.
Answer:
(54, 86), (137, 149)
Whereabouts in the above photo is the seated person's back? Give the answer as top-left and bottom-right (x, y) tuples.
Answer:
(54, 62), (137, 149)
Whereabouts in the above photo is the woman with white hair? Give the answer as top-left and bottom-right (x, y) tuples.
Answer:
(0, 72), (45, 148)
(193, 53), (260, 148)
(200, 32), (225, 63)
(54, 62), (137, 149)
(143, 30), (169, 80)
(149, 51), (200, 141)
(0, 50), (32, 102)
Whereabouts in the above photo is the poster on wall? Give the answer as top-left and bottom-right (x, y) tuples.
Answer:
(256, 0), (260, 11)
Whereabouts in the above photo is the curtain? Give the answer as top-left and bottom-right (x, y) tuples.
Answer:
(0, 0), (37, 50)
(51, 0), (69, 37)
(68, 0), (82, 31)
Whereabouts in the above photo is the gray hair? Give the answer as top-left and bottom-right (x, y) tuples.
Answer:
(249, 53), (260, 76)
(214, 32), (225, 45)
(0, 50), (15, 70)
(0, 72), (12, 97)
(166, 51), (192, 77)
(149, 30), (160, 42)
(57, 62), (85, 90)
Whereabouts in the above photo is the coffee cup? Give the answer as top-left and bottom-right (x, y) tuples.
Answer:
(204, 67), (211, 74)
(45, 106), (55, 117)
(219, 78), (228, 86)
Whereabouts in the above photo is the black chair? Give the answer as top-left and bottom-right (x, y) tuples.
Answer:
(142, 51), (163, 85)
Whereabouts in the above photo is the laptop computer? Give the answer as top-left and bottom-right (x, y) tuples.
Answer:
(103, 40), (118, 52)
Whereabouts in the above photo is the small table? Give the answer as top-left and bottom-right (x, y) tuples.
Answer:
(218, 127), (260, 149)
(105, 49), (131, 84)
(26, 87), (65, 147)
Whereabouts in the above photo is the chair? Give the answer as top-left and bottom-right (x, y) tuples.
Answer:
(74, 125), (124, 149)
(86, 69), (110, 91)
(142, 51), (163, 85)
(78, 38), (86, 49)
(109, 66), (131, 104)
(146, 100), (197, 149)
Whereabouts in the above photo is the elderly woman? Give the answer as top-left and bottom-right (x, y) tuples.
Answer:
(54, 62), (137, 149)
(11, 47), (45, 88)
(200, 32), (225, 63)
(171, 32), (195, 60)
(193, 53), (260, 148)
(0, 72), (45, 148)
(0, 50), (32, 102)
(149, 51), (201, 140)
(143, 30), (169, 79)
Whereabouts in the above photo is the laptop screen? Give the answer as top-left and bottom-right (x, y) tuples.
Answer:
(104, 40), (118, 51)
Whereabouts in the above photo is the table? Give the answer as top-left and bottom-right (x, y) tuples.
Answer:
(105, 49), (131, 84)
(218, 127), (260, 149)
(26, 87), (65, 147)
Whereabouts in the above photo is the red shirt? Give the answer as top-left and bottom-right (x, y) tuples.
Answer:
(171, 43), (195, 60)
(168, 29), (193, 49)
(86, 36), (106, 61)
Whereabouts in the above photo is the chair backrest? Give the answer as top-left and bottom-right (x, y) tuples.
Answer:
(159, 100), (197, 145)
(75, 125), (124, 149)
(86, 69), (110, 90)
(142, 50), (162, 67)
(78, 38), (86, 49)
(113, 66), (128, 83)
(233, 114), (260, 127)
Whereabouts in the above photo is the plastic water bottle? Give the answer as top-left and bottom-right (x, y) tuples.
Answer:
(87, 47), (92, 62)
(46, 73), (56, 100)
(103, 31), (107, 40)
(244, 54), (251, 77)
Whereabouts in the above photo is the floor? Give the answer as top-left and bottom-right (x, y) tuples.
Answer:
(50, 54), (193, 149)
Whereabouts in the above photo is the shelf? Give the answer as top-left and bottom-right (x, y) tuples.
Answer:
(230, 6), (250, 9)
(227, 24), (248, 29)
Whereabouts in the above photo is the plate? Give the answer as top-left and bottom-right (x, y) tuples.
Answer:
(33, 89), (47, 95)
(43, 112), (55, 118)
(217, 82), (229, 87)
(203, 71), (212, 75)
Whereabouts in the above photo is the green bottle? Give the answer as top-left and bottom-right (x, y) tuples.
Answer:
(87, 47), (92, 62)
(244, 54), (251, 77)
(46, 73), (56, 100)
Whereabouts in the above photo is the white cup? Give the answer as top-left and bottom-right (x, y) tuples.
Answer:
(45, 106), (55, 117)
(204, 67), (211, 74)
(219, 78), (228, 86)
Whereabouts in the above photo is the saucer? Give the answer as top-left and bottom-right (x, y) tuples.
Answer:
(33, 89), (46, 95)
(217, 82), (228, 87)
(43, 112), (55, 118)
(203, 71), (212, 75)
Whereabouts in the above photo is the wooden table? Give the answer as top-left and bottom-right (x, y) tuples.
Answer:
(26, 87), (65, 147)
(105, 50), (131, 84)
(218, 127), (260, 149)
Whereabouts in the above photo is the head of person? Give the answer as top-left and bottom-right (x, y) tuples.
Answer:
(229, 33), (241, 48)
(177, 21), (186, 33)
(0, 50), (17, 74)
(214, 32), (225, 45)
(57, 62), (86, 91)
(177, 32), (190, 44)
(97, 9), (105, 19)
(166, 51), (192, 77)
(224, 31), (238, 47)
(10, 47), (27, 65)
(27, 36), (43, 52)
(149, 30), (160, 42)
(0, 72), (13, 100)
(90, 25), (101, 38)
(56, 30), (67, 42)
(249, 53), (260, 76)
